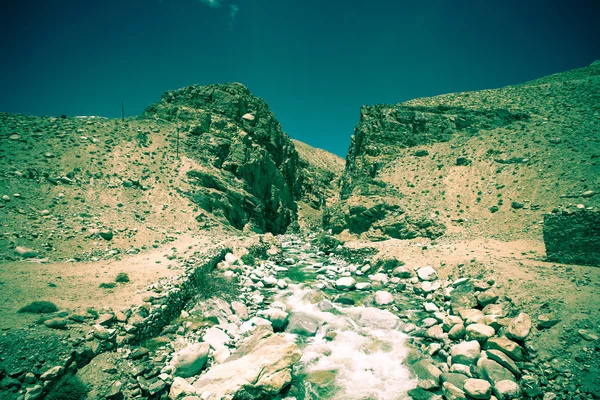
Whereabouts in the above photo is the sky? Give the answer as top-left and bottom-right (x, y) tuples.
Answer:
(1, 0), (599, 157)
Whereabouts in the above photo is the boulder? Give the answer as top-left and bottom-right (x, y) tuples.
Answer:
(374, 290), (394, 306)
(192, 331), (301, 399)
(493, 380), (521, 399)
(263, 308), (289, 332)
(463, 378), (492, 399)
(203, 327), (230, 350)
(231, 301), (249, 320)
(169, 377), (197, 399)
(417, 266), (438, 281)
(335, 277), (356, 290)
(485, 350), (520, 376)
(451, 341), (480, 365)
(171, 343), (210, 378)
(477, 358), (515, 386)
(506, 313), (531, 341)
(286, 312), (321, 336)
(15, 246), (37, 258)
(465, 324), (495, 341)
(485, 337), (523, 361)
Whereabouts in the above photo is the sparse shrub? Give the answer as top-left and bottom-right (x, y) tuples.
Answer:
(115, 272), (130, 283)
(195, 270), (240, 301)
(86, 307), (99, 319)
(46, 374), (89, 400)
(374, 257), (405, 271)
(99, 282), (116, 289)
(313, 232), (342, 254)
(241, 253), (256, 266)
(18, 301), (58, 314)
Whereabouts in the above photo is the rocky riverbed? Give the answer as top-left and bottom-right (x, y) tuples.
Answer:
(1, 234), (597, 400)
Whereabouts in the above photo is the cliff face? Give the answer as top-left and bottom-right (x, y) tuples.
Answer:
(144, 83), (301, 234)
(291, 139), (345, 230)
(329, 61), (600, 241)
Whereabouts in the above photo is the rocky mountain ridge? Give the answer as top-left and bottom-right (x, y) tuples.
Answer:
(328, 60), (600, 241)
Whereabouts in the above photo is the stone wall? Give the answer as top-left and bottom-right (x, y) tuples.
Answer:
(543, 210), (600, 267)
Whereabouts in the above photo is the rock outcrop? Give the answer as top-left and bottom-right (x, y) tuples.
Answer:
(144, 83), (302, 234)
(543, 209), (600, 267)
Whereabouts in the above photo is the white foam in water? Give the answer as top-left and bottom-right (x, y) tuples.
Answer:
(280, 285), (417, 399)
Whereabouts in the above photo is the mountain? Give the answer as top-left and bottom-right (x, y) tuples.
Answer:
(291, 139), (345, 230)
(0, 83), (341, 261)
(327, 61), (600, 241)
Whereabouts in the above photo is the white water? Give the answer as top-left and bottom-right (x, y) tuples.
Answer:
(278, 284), (417, 399)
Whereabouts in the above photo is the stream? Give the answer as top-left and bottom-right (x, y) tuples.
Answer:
(259, 236), (419, 399)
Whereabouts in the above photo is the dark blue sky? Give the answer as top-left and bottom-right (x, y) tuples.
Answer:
(1, 0), (599, 156)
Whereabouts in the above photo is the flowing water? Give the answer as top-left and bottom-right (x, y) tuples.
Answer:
(265, 236), (418, 399)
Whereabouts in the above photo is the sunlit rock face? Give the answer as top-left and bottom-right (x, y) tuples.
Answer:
(144, 83), (301, 234)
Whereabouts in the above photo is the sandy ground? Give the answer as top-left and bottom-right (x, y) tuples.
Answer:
(0, 233), (238, 329)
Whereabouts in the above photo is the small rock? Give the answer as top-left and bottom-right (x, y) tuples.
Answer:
(485, 350), (520, 376)
(425, 325), (446, 341)
(15, 246), (38, 258)
(203, 327), (230, 350)
(107, 381), (122, 398)
(24, 385), (43, 400)
(578, 329), (599, 341)
(276, 279), (288, 289)
(537, 314), (560, 329)
(99, 230), (113, 241)
(40, 366), (63, 381)
(130, 347), (150, 360)
(97, 313), (115, 326)
(44, 318), (68, 329)
(448, 324), (466, 340)
(442, 381), (467, 399)
(170, 377), (197, 399)
(477, 289), (499, 307)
